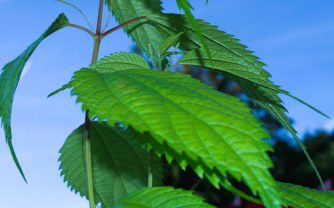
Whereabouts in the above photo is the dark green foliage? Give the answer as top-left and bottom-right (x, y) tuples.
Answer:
(59, 122), (162, 207)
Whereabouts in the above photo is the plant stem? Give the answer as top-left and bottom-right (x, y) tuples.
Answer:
(96, 0), (104, 36)
(68, 23), (95, 37)
(84, 1), (104, 208)
(84, 111), (95, 208)
(190, 178), (203, 190)
(147, 150), (153, 187)
(91, 37), (102, 63)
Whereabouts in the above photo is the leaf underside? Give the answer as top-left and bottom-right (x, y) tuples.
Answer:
(59, 122), (162, 207)
(177, 48), (326, 188)
(115, 186), (214, 208)
(152, 13), (328, 187)
(0, 13), (69, 181)
(70, 56), (281, 207)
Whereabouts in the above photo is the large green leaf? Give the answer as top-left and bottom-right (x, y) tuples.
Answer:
(277, 182), (334, 208)
(59, 122), (162, 207)
(0, 13), (69, 181)
(70, 63), (282, 208)
(115, 186), (214, 208)
(177, 47), (327, 188)
(107, 0), (164, 65)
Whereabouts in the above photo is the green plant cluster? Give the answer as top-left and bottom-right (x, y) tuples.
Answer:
(0, 0), (332, 207)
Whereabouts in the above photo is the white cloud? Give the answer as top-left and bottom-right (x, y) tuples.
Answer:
(324, 119), (334, 131)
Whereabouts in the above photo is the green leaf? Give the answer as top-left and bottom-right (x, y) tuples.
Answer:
(107, 0), (164, 65)
(59, 122), (162, 207)
(177, 48), (326, 188)
(176, 0), (212, 62)
(70, 63), (282, 208)
(277, 182), (334, 208)
(115, 186), (214, 208)
(0, 13), (69, 181)
(238, 79), (327, 190)
(178, 49), (279, 91)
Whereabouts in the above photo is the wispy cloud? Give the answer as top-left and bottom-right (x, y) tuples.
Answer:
(254, 22), (334, 48)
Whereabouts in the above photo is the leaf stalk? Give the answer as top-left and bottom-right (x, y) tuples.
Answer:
(84, 1), (104, 208)
(101, 16), (147, 38)
(67, 23), (95, 37)
(148, 150), (153, 187)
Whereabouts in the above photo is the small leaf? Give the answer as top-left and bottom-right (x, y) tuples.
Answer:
(70, 59), (282, 207)
(159, 32), (184, 56)
(115, 186), (214, 208)
(277, 182), (334, 208)
(90, 52), (150, 72)
(48, 83), (72, 98)
(0, 13), (69, 181)
(59, 122), (162, 207)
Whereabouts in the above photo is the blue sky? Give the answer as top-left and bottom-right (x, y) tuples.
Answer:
(0, 0), (333, 207)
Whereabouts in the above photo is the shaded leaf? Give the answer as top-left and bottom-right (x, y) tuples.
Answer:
(148, 13), (264, 67)
(178, 49), (279, 91)
(59, 122), (162, 207)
